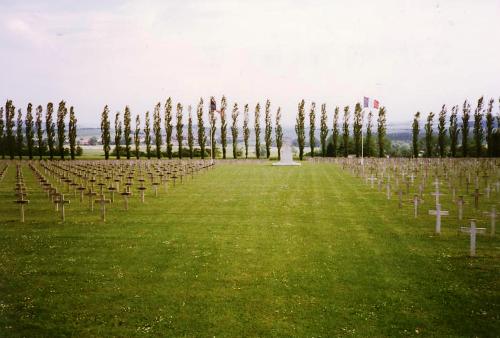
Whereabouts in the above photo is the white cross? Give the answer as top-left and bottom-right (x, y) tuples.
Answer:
(367, 175), (377, 188)
(483, 205), (496, 237)
(460, 220), (486, 257)
(429, 204), (449, 234)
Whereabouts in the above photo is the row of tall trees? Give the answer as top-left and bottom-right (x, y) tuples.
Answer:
(295, 100), (388, 160)
(412, 97), (500, 157)
(0, 100), (78, 160)
(101, 97), (287, 160)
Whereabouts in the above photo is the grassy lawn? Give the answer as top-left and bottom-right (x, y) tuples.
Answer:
(0, 162), (498, 337)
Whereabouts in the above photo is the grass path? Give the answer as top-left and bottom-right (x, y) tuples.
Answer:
(0, 162), (498, 337)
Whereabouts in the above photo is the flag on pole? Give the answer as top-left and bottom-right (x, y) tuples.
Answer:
(363, 97), (369, 108)
(210, 97), (217, 112)
(373, 99), (379, 109)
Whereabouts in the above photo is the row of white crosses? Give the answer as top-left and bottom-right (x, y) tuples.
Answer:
(326, 157), (500, 257)
(13, 164), (29, 222)
(26, 159), (213, 222)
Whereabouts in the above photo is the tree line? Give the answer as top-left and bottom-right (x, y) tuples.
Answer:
(412, 97), (500, 158)
(0, 100), (78, 160)
(101, 97), (390, 161)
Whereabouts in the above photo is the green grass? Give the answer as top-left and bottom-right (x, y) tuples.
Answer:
(0, 162), (498, 337)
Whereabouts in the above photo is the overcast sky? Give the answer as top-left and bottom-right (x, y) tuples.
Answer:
(1, 0), (499, 127)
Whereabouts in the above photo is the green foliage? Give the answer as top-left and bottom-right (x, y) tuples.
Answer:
(231, 103), (239, 159)
(209, 97), (217, 160)
(153, 103), (162, 159)
(220, 96), (227, 159)
(309, 102), (316, 157)
(5, 100), (15, 159)
(134, 115), (140, 159)
(243, 104), (250, 158)
(353, 103), (362, 157)
(196, 98), (206, 159)
(0, 107), (4, 159)
(275, 107), (283, 160)
(424, 112), (434, 157)
(187, 105), (194, 159)
(342, 106), (350, 157)
(46, 102), (56, 160)
(320, 103), (328, 157)
(68, 107), (77, 160)
(144, 111), (151, 159)
(332, 106), (339, 157)
(377, 107), (386, 157)
(115, 112), (123, 159)
(461, 100), (470, 157)
(264, 99), (272, 159)
(36, 105), (44, 159)
(165, 98), (173, 159)
(57, 101), (67, 159)
(123, 106), (132, 159)
(100, 105), (111, 160)
(485, 98), (494, 157)
(254, 103), (261, 159)
(437, 105), (447, 157)
(365, 111), (373, 157)
(16, 109), (23, 159)
(295, 100), (305, 160)
(449, 106), (459, 157)
(473, 96), (484, 157)
(25, 103), (35, 159)
(176, 103), (183, 159)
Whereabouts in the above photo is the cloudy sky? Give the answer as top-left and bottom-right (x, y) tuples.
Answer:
(1, 0), (499, 127)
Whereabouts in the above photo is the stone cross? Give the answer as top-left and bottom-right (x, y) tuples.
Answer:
(85, 189), (97, 211)
(53, 194), (70, 221)
(483, 205), (496, 237)
(471, 188), (483, 209)
(138, 183), (147, 203)
(14, 197), (29, 223)
(413, 194), (422, 218)
(108, 185), (117, 202)
(77, 185), (86, 202)
(460, 219), (486, 257)
(121, 189), (132, 210)
(457, 196), (465, 221)
(429, 204), (449, 234)
(95, 194), (112, 221)
(386, 182), (391, 200)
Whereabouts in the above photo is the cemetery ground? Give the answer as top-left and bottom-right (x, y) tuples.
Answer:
(0, 161), (498, 337)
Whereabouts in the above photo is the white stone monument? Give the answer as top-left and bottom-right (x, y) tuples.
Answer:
(273, 144), (301, 166)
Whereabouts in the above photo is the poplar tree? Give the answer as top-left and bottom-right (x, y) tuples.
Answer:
(264, 99), (272, 158)
(365, 110), (373, 157)
(144, 111), (151, 159)
(485, 98), (494, 157)
(25, 103), (35, 159)
(295, 100), (305, 160)
(342, 106), (350, 157)
(187, 105), (194, 159)
(196, 98), (206, 159)
(114, 112), (122, 159)
(309, 102), (316, 157)
(46, 102), (56, 160)
(100, 105), (111, 160)
(473, 96), (484, 157)
(6, 101), (15, 159)
(437, 105), (447, 157)
(16, 109), (23, 159)
(57, 101), (67, 159)
(68, 107), (77, 160)
(209, 97), (217, 159)
(353, 103), (362, 157)
(176, 103), (183, 159)
(275, 107), (283, 160)
(220, 96), (227, 159)
(231, 103), (239, 159)
(377, 107), (387, 158)
(412, 112), (420, 158)
(254, 103), (261, 159)
(165, 98), (173, 158)
(243, 104), (250, 158)
(0, 107), (4, 159)
(134, 115), (140, 159)
(123, 106), (132, 159)
(153, 103), (162, 159)
(449, 105), (459, 158)
(332, 107), (339, 157)
(461, 100), (470, 157)
(320, 103), (328, 157)
(36, 105), (44, 159)
(425, 112), (434, 157)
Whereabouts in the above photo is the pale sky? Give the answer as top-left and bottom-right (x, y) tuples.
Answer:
(1, 0), (499, 127)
